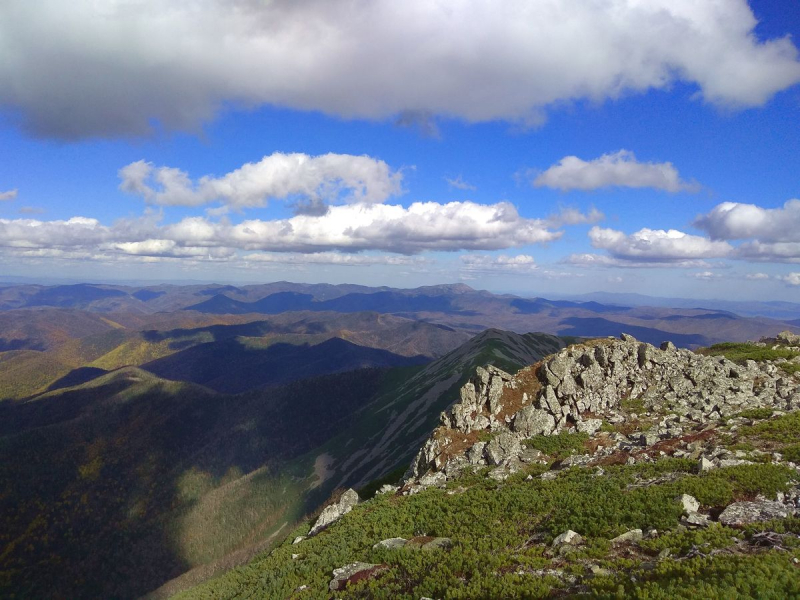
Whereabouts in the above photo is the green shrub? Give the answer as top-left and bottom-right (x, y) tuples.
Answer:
(524, 431), (589, 459)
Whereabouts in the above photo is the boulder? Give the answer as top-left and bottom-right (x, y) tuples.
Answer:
(373, 537), (407, 550)
(678, 494), (700, 514)
(718, 501), (792, 526)
(552, 530), (583, 547)
(329, 562), (388, 591)
(513, 406), (556, 437)
(611, 529), (643, 545)
(485, 431), (522, 466)
(309, 489), (360, 536)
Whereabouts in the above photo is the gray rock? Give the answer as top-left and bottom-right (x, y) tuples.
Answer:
(611, 529), (643, 544)
(309, 489), (360, 536)
(373, 537), (407, 550)
(513, 406), (556, 437)
(576, 418), (603, 435)
(420, 536), (452, 550)
(682, 512), (710, 527)
(678, 494), (700, 514)
(777, 331), (800, 345)
(485, 431), (522, 466)
(418, 471), (447, 488)
(718, 501), (792, 526)
(467, 441), (487, 465)
(292, 536), (305, 544)
(519, 446), (544, 463)
(698, 456), (715, 472)
(329, 562), (387, 591)
(377, 484), (399, 495)
(552, 530), (583, 546)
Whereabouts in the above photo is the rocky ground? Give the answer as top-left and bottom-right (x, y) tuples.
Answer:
(404, 331), (800, 493)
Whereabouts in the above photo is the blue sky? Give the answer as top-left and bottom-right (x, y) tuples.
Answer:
(0, 0), (799, 300)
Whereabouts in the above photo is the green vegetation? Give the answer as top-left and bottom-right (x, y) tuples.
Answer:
(524, 431), (589, 460)
(181, 461), (797, 599)
(699, 342), (800, 376)
(737, 407), (775, 420)
(737, 411), (800, 444)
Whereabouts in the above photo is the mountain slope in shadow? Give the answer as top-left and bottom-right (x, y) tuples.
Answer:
(141, 337), (430, 393)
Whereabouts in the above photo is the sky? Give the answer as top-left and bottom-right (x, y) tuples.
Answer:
(0, 0), (799, 300)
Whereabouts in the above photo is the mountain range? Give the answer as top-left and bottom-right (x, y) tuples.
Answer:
(1, 281), (800, 598)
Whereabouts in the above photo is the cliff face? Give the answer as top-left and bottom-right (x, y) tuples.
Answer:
(404, 333), (800, 490)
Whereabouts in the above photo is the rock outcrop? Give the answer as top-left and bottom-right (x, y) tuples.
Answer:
(308, 488), (360, 537)
(404, 334), (800, 491)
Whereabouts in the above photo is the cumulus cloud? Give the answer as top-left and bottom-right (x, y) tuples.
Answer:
(0, 189), (18, 201)
(588, 226), (733, 262)
(695, 199), (800, 242)
(745, 272), (770, 280)
(734, 241), (800, 263)
(119, 152), (403, 211)
(533, 151), (700, 192)
(780, 273), (800, 286)
(1, 1), (799, 138)
(0, 201), (560, 258)
(460, 254), (538, 274)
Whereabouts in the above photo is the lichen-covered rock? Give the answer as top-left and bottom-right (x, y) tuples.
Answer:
(611, 529), (643, 544)
(485, 431), (522, 466)
(552, 530), (582, 546)
(513, 406), (555, 437)
(373, 537), (407, 550)
(718, 501), (793, 526)
(329, 562), (388, 591)
(309, 489), (360, 536)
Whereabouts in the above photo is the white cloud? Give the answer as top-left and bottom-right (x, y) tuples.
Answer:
(734, 241), (800, 264)
(445, 176), (476, 192)
(1, 1), (798, 138)
(119, 152), (403, 211)
(532, 150), (699, 192)
(0, 189), (18, 201)
(745, 272), (770, 280)
(545, 206), (604, 227)
(460, 254), (538, 274)
(588, 226), (733, 262)
(691, 271), (721, 280)
(780, 273), (800, 286)
(695, 199), (800, 242)
(0, 201), (560, 257)
(563, 253), (714, 269)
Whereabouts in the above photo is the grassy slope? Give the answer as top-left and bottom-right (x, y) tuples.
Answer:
(179, 460), (800, 599)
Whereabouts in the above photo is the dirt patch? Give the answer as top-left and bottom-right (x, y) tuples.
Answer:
(496, 365), (543, 422)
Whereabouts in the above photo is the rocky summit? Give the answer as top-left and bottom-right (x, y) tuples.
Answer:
(404, 333), (800, 492)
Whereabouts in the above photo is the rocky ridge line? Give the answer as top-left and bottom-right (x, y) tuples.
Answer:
(402, 333), (800, 493)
